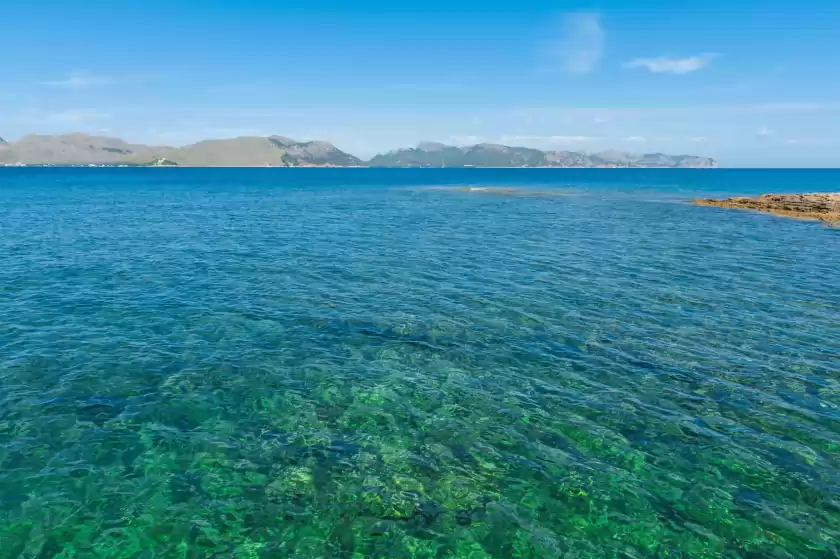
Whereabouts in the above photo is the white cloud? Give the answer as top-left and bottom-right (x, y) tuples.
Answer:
(757, 126), (775, 136)
(17, 108), (110, 124)
(42, 72), (115, 89)
(446, 135), (598, 147)
(625, 54), (719, 75)
(546, 12), (604, 74)
(690, 136), (709, 143)
(510, 103), (840, 125)
(591, 116), (610, 125)
(742, 103), (840, 113)
(447, 135), (485, 145)
(624, 136), (647, 143)
(47, 109), (110, 123)
(502, 135), (597, 144)
(41, 71), (158, 89)
(201, 127), (270, 139)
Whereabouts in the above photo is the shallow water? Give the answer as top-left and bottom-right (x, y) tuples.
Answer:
(1, 168), (839, 558)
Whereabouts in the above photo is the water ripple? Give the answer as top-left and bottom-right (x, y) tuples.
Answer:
(1, 169), (839, 558)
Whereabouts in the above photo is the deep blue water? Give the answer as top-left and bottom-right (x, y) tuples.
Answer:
(1, 168), (839, 558)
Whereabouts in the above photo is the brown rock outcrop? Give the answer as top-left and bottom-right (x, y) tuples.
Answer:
(693, 193), (840, 224)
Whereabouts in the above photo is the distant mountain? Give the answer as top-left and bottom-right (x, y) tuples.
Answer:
(0, 133), (718, 168)
(594, 150), (636, 164)
(369, 143), (717, 168)
(0, 134), (363, 167)
(368, 143), (548, 167)
(159, 136), (363, 167)
(0, 134), (162, 165)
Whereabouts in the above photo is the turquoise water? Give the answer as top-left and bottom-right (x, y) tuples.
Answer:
(1, 168), (839, 558)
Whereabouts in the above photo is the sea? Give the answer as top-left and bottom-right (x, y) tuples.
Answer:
(1, 168), (839, 558)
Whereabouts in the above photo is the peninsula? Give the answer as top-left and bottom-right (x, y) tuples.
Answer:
(0, 133), (718, 169)
(693, 193), (840, 223)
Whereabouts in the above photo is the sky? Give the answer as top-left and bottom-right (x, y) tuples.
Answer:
(1, 0), (839, 166)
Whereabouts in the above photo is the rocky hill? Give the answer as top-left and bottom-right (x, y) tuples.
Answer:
(0, 134), (364, 167)
(369, 143), (717, 168)
(0, 134), (717, 168)
(368, 143), (547, 167)
(0, 134), (161, 165)
(159, 136), (363, 167)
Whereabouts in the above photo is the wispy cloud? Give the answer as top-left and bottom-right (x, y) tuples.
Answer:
(744, 103), (840, 113)
(18, 108), (110, 124)
(705, 81), (755, 94)
(447, 135), (485, 146)
(42, 72), (115, 89)
(690, 136), (709, 143)
(50, 109), (109, 123)
(41, 71), (158, 89)
(624, 136), (647, 143)
(501, 135), (597, 144)
(545, 12), (605, 74)
(757, 126), (775, 136)
(201, 127), (271, 139)
(625, 54), (719, 75)
(511, 102), (840, 123)
(446, 135), (598, 147)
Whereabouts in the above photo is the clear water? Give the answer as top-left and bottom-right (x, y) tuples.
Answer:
(1, 168), (839, 558)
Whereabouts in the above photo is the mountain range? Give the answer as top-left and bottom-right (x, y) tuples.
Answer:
(368, 142), (717, 168)
(0, 134), (718, 168)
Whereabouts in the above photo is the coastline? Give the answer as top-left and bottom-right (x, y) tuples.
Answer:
(2, 164), (718, 169)
(693, 193), (840, 224)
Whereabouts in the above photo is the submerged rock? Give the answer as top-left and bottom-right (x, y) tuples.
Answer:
(693, 193), (840, 224)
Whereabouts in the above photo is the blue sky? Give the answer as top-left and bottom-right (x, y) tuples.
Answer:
(1, 0), (839, 166)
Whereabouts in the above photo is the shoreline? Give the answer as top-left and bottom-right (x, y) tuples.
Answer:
(1, 164), (718, 169)
(692, 193), (840, 224)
